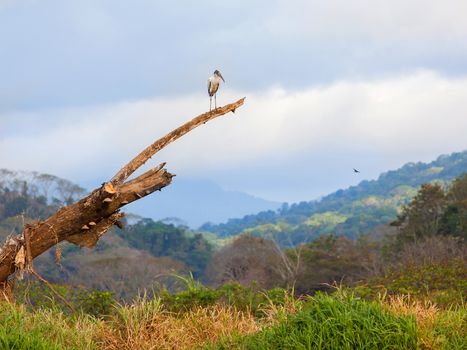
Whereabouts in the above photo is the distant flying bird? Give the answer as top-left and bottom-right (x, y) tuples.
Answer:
(207, 70), (225, 111)
(353, 168), (360, 173)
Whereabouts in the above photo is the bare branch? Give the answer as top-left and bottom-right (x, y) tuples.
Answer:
(111, 97), (245, 184)
(0, 98), (246, 288)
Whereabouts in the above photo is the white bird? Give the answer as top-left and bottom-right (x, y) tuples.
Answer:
(207, 70), (225, 111)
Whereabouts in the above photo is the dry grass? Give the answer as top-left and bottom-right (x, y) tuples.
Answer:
(2, 288), (464, 349)
(382, 294), (466, 350)
(97, 303), (259, 350)
(256, 290), (301, 325)
(95, 291), (303, 349)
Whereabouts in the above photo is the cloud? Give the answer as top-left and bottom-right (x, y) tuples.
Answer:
(1, 1), (466, 112)
(1, 70), (466, 201)
(268, 0), (467, 41)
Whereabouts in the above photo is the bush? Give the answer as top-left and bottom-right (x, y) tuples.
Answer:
(77, 290), (115, 317)
(14, 281), (117, 318)
(158, 275), (288, 316)
(360, 236), (467, 307)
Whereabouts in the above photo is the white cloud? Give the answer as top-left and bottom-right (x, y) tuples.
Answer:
(268, 0), (467, 41)
(1, 0), (466, 114)
(1, 70), (466, 199)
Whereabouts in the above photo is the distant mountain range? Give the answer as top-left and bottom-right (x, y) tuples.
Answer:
(200, 150), (467, 246)
(125, 178), (281, 227)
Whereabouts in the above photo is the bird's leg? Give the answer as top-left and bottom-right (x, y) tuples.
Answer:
(209, 96), (212, 111)
(215, 94), (217, 109)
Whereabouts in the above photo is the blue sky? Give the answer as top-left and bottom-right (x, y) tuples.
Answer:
(1, 0), (467, 203)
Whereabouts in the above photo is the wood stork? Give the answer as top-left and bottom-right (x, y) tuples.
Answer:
(207, 70), (225, 111)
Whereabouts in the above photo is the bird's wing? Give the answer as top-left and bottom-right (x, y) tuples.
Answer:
(207, 79), (212, 94)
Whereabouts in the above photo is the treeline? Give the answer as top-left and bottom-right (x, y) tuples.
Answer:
(115, 218), (212, 277)
(0, 169), (85, 225)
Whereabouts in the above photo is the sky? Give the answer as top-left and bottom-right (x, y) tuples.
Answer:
(1, 0), (467, 203)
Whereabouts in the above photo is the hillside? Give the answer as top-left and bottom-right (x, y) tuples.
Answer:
(200, 150), (467, 246)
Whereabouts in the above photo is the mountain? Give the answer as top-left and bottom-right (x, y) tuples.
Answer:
(200, 150), (467, 246)
(124, 177), (281, 228)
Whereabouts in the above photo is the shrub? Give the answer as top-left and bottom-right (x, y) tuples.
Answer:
(357, 237), (466, 308)
(158, 275), (289, 316)
(77, 291), (115, 317)
(14, 281), (117, 318)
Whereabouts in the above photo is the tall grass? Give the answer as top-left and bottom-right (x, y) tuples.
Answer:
(99, 303), (259, 350)
(95, 291), (259, 349)
(384, 295), (466, 350)
(0, 303), (99, 350)
(1, 285), (465, 349)
(210, 291), (418, 349)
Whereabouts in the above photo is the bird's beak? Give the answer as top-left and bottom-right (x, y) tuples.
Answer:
(219, 73), (225, 82)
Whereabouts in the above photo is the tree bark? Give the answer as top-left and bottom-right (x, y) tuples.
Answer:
(0, 98), (245, 285)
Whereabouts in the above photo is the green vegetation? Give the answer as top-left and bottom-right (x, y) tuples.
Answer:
(356, 237), (467, 308)
(2, 284), (465, 349)
(0, 303), (96, 350)
(200, 151), (467, 246)
(392, 174), (467, 242)
(158, 279), (289, 316)
(116, 218), (212, 278)
(211, 292), (418, 350)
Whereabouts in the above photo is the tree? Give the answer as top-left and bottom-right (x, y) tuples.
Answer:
(0, 98), (245, 297)
(439, 174), (467, 238)
(116, 218), (212, 278)
(291, 235), (378, 294)
(205, 234), (297, 289)
(55, 179), (86, 206)
(392, 183), (447, 242)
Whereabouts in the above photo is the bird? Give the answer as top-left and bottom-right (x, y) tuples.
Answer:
(353, 168), (360, 173)
(207, 70), (225, 111)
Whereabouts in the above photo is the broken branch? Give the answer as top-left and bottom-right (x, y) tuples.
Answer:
(0, 98), (246, 289)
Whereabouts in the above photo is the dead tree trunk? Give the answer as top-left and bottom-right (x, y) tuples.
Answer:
(0, 98), (245, 293)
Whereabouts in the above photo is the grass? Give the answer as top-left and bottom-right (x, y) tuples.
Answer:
(383, 295), (466, 350)
(0, 285), (465, 349)
(0, 303), (99, 350)
(209, 291), (418, 350)
(100, 303), (259, 349)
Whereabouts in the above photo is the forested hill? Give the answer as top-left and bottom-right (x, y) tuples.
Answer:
(200, 150), (467, 243)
